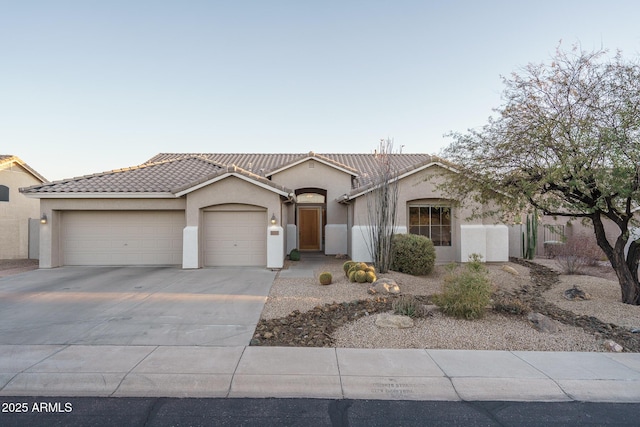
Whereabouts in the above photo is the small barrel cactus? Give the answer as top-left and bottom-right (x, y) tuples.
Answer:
(365, 271), (377, 283)
(342, 261), (356, 275)
(356, 262), (368, 271)
(355, 270), (367, 283)
(289, 249), (300, 261)
(349, 270), (357, 282)
(319, 272), (332, 285)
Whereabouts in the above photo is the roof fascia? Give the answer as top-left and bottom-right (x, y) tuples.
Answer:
(174, 172), (292, 198)
(266, 156), (358, 178)
(1, 157), (48, 183)
(21, 192), (179, 199)
(343, 161), (456, 201)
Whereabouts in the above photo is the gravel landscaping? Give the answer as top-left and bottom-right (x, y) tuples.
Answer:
(254, 256), (640, 352)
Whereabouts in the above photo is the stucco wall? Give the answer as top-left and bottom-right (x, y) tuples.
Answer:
(270, 160), (350, 225)
(0, 164), (43, 258)
(185, 176), (281, 226)
(351, 166), (483, 263)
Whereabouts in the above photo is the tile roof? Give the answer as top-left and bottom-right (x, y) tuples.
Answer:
(21, 156), (223, 194)
(0, 155), (48, 183)
(20, 152), (439, 195)
(147, 152), (434, 187)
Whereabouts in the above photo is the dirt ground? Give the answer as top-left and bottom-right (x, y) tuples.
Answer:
(0, 259), (39, 278)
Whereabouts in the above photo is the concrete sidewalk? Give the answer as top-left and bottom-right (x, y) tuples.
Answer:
(1, 345), (639, 402)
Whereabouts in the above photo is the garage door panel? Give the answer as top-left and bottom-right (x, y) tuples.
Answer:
(62, 211), (185, 266)
(204, 210), (266, 267)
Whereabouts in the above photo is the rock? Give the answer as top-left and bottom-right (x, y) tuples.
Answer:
(263, 332), (273, 339)
(603, 339), (624, 352)
(334, 254), (348, 259)
(563, 286), (592, 301)
(527, 312), (561, 333)
(368, 278), (401, 295)
(421, 304), (438, 317)
(375, 313), (414, 329)
(501, 265), (519, 275)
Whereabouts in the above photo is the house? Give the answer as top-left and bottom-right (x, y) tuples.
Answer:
(20, 152), (509, 269)
(1, 155), (48, 259)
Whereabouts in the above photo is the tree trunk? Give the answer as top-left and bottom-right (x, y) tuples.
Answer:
(592, 213), (640, 305)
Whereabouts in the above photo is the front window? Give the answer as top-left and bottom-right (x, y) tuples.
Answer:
(409, 205), (451, 246)
(297, 193), (325, 204)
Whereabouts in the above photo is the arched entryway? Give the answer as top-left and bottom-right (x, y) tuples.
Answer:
(296, 188), (326, 251)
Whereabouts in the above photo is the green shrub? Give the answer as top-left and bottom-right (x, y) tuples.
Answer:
(355, 270), (367, 283)
(432, 254), (493, 320)
(289, 249), (300, 261)
(319, 272), (332, 285)
(392, 295), (421, 318)
(390, 234), (436, 276)
(365, 271), (377, 283)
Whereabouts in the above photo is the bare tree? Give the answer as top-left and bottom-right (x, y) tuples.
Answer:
(365, 138), (400, 273)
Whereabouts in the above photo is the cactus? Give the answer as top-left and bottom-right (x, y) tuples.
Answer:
(365, 266), (376, 274)
(355, 270), (367, 283)
(356, 262), (368, 271)
(343, 261), (356, 276)
(319, 272), (332, 285)
(522, 210), (538, 260)
(349, 270), (357, 282)
(289, 249), (301, 261)
(365, 271), (377, 283)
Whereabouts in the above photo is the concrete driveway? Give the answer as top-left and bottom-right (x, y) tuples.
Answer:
(0, 267), (275, 346)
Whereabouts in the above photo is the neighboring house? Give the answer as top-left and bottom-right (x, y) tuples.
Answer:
(20, 152), (509, 269)
(0, 155), (48, 259)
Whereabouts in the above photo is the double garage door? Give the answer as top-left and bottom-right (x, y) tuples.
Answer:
(61, 209), (267, 267)
(62, 211), (185, 266)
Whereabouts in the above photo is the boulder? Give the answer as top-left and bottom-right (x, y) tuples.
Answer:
(375, 313), (414, 329)
(527, 312), (561, 333)
(603, 340), (624, 352)
(368, 278), (401, 295)
(563, 286), (592, 301)
(501, 265), (520, 275)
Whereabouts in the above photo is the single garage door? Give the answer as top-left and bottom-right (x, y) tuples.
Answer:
(62, 211), (184, 266)
(204, 210), (267, 266)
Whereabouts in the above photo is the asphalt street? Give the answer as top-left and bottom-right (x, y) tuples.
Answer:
(0, 397), (638, 426)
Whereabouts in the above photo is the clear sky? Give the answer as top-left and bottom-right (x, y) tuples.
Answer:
(2, 1), (640, 181)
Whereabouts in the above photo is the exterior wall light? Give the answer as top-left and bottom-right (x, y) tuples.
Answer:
(40, 213), (48, 224)
(270, 213), (277, 225)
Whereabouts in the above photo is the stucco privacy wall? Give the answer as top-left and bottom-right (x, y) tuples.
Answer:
(38, 198), (185, 268)
(0, 163), (42, 258)
(271, 159), (350, 254)
(184, 176), (284, 268)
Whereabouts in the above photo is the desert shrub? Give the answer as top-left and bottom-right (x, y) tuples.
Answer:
(554, 234), (604, 274)
(342, 261), (356, 276)
(319, 272), (332, 285)
(390, 234), (436, 276)
(355, 270), (367, 283)
(365, 271), (377, 283)
(432, 255), (493, 320)
(289, 249), (300, 261)
(392, 295), (421, 318)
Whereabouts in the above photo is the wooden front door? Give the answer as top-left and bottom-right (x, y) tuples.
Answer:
(298, 207), (321, 250)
